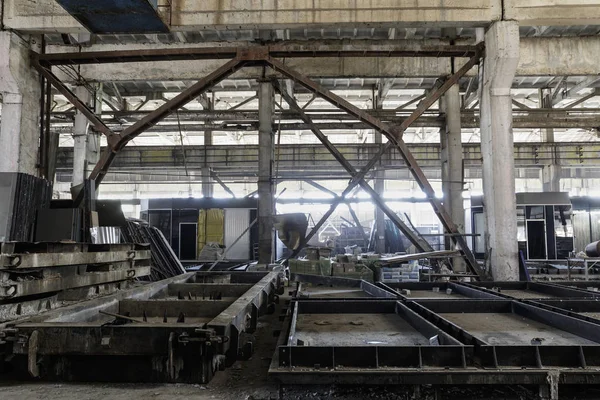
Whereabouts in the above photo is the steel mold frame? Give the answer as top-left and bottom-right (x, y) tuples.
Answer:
(290, 273), (397, 300)
(460, 281), (600, 300)
(378, 281), (504, 300)
(1, 270), (283, 383)
(32, 43), (485, 279)
(270, 298), (600, 390)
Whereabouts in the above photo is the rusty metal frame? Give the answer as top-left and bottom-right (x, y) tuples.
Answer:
(33, 55), (248, 187)
(35, 43), (480, 65)
(31, 58), (120, 148)
(33, 43), (485, 277)
(264, 46), (487, 278)
(273, 80), (433, 255)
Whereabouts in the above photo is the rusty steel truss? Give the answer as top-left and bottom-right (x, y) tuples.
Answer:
(31, 43), (487, 279)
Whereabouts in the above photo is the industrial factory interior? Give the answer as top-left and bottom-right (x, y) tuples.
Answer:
(4, 1), (600, 400)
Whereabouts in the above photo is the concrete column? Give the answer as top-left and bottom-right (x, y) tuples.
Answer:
(480, 21), (520, 281)
(71, 85), (101, 191)
(440, 85), (466, 272)
(87, 85), (102, 177)
(257, 82), (274, 264)
(201, 167), (213, 198)
(202, 130), (214, 197)
(71, 85), (91, 187)
(539, 88), (561, 192)
(373, 131), (386, 254)
(0, 32), (41, 175)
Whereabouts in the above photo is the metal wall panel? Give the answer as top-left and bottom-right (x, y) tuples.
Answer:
(0, 174), (17, 242)
(224, 208), (250, 260)
(573, 211), (591, 253)
(55, 0), (169, 33)
(592, 210), (600, 245)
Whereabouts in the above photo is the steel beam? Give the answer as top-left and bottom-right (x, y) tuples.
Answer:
(89, 58), (247, 186)
(50, 108), (600, 130)
(37, 43), (479, 66)
(32, 59), (119, 149)
(274, 80), (432, 254)
(210, 170), (236, 198)
(395, 94), (427, 110)
(265, 49), (487, 278)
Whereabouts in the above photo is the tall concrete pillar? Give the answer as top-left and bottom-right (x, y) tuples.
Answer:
(0, 32), (41, 175)
(72, 86), (91, 187)
(71, 85), (101, 191)
(201, 167), (213, 198)
(87, 86), (102, 178)
(202, 130), (214, 197)
(373, 131), (386, 254)
(440, 85), (466, 272)
(257, 82), (274, 264)
(480, 21), (520, 281)
(539, 88), (561, 192)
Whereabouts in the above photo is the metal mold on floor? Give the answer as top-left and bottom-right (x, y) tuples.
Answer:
(271, 296), (600, 398)
(1, 270), (283, 384)
(460, 281), (600, 300)
(289, 273), (397, 300)
(378, 281), (504, 300)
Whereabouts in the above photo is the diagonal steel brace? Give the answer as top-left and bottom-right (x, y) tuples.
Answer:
(89, 58), (248, 186)
(265, 47), (489, 279)
(273, 80), (433, 256)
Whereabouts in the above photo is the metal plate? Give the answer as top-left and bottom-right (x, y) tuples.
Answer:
(55, 0), (169, 33)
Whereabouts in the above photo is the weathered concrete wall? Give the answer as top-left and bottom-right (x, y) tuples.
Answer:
(518, 36), (600, 76)
(5, 0), (600, 33)
(504, 0), (600, 26)
(4, 0), (500, 32)
(2, 0), (85, 32)
(166, 0), (500, 28)
(0, 32), (41, 175)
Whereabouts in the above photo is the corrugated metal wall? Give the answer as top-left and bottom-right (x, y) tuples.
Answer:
(573, 210), (600, 253)
(224, 208), (251, 260)
(592, 211), (600, 244)
(573, 212), (591, 253)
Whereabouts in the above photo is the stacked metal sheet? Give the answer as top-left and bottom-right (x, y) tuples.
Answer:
(90, 226), (122, 244)
(122, 220), (186, 281)
(0, 173), (51, 242)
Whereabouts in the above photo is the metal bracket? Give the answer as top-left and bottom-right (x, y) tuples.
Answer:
(27, 330), (40, 378)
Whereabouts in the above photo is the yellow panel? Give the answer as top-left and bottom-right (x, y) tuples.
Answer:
(197, 209), (224, 256)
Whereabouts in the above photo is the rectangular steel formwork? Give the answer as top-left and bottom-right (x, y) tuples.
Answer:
(270, 298), (600, 393)
(1, 270), (283, 383)
(290, 274), (396, 300)
(545, 280), (600, 294)
(459, 281), (600, 300)
(523, 298), (600, 325)
(378, 281), (504, 300)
